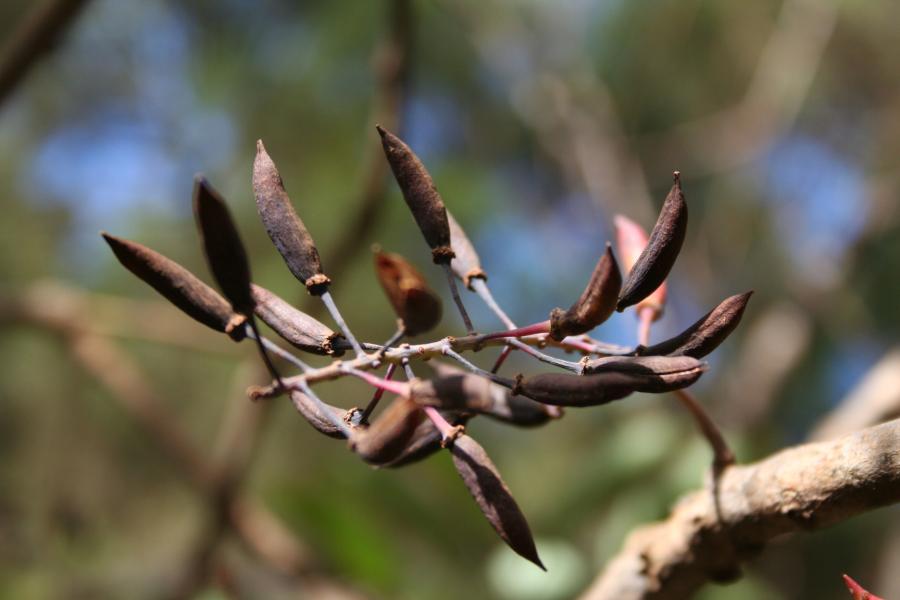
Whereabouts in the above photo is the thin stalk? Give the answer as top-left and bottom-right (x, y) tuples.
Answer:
(423, 405), (457, 440)
(375, 325), (406, 360)
(442, 347), (517, 387)
(480, 320), (551, 341)
(507, 339), (582, 373)
(442, 263), (474, 334)
(673, 389), (735, 469)
(295, 380), (352, 437)
(470, 278), (515, 329)
(637, 306), (654, 347)
(360, 363), (396, 423)
(320, 290), (365, 357)
(244, 324), (310, 372)
(491, 345), (514, 373)
(342, 365), (410, 396)
(401, 358), (416, 380)
(247, 317), (284, 389)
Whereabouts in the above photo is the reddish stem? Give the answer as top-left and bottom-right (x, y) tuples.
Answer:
(423, 405), (455, 438)
(346, 367), (409, 397)
(361, 363), (397, 422)
(637, 306), (654, 347)
(843, 574), (883, 600)
(481, 320), (551, 341)
(491, 345), (514, 373)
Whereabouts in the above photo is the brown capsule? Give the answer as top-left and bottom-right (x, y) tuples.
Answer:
(449, 434), (544, 570)
(549, 244), (622, 341)
(641, 292), (753, 358)
(253, 141), (331, 296)
(447, 210), (487, 290)
(348, 396), (425, 465)
(382, 411), (470, 469)
(581, 355), (707, 392)
(101, 233), (246, 341)
(415, 363), (555, 427)
(617, 172), (687, 311)
(193, 175), (255, 315)
(250, 284), (345, 355)
(288, 390), (348, 440)
(514, 372), (636, 407)
(376, 125), (454, 264)
(373, 250), (442, 335)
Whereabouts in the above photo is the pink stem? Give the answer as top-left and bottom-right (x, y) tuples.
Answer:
(491, 345), (514, 373)
(361, 363), (397, 421)
(637, 306), (654, 346)
(347, 367), (409, 397)
(559, 336), (596, 353)
(423, 406), (455, 438)
(480, 319), (551, 341)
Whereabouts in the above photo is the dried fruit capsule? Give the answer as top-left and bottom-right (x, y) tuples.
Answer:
(289, 390), (348, 439)
(349, 396), (425, 465)
(581, 355), (707, 392)
(414, 363), (555, 427)
(376, 125), (454, 264)
(549, 244), (622, 341)
(449, 434), (544, 570)
(101, 233), (246, 341)
(383, 411), (470, 468)
(253, 140), (331, 295)
(615, 214), (667, 320)
(617, 172), (687, 311)
(373, 250), (442, 335)
(250, 284), (345, 355)
(641, 292), (752, 358)
(447, 210), (487, 290)
(193, 176), (255, 315)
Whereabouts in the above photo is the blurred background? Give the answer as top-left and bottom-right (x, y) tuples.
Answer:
(1, 0), (899, 598)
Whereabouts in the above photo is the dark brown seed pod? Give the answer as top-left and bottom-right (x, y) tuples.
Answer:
(415, 363), (555, 427)
(192, 175), (255, 315)
(382, 411), (470, 469)
(449, 434), (544, 569)
(101, 233), (246, 341)
(581, 355), (707, 392)
(253, 141), (331, 296)
(250, 284), (345, 356)
(376, 125), (454, 264)
(288, 390), (348, 440)
(549, 244), (622, 341)
(640, 291), (753, 358)
(617, 172), (687, 311)
(348, 396), (425, 465)
(447, 210), (487, 290)
(515, 360), (706, 407)
(373, 250), (442, 336)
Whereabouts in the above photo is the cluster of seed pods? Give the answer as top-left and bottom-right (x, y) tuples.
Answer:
(102, 126), (751, 569)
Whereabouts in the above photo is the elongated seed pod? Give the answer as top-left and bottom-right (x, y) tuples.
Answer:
(376, 125), (454, 264)
(193, 176), (255, 314)
(614, 214), (667, 320)
(581, 355), (707, 392)
(449, 434), (544, 570)
(250, 284), (344, 355)
(253, 141), (331, 295)
(101, 233), (246, 341)
(617, 173), (687, 311)
(349, 396), (425, 465)
(447, 211), (487, 290)
(515, 362), (705, 407)
(416, 363), (555, 427)
(289, 390), (348, 439)
(373, 250), (442, 335)
(549, 245), (622, 341)
(382, 411), (470, 469)
(640, 291), (753, 358)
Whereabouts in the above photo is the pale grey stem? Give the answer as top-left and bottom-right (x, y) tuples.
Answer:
(296, 379), (351, 437)
(470, 278), (516, 329)
(320, 290), (365, 357)
(442, 263), (475, 334)
(507, 339), (583, 373)
(442, 346), (516, 388)
(244, 324), (311, 373)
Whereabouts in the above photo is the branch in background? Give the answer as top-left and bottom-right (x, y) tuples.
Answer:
(0, 0), (92, 107)
(580, 417), (900, 600)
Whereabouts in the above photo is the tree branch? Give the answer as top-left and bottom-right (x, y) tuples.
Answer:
(580, 417), (900, 599)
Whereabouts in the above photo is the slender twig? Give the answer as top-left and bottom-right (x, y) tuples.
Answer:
(443, 263), (475, 334)
(244, 326), (311, 373)
(375, 324), (406, 359)
(441, 346), (517, 387)
(673, 389), (735, 469)
(296, 379), (353, 437)
(320, 290), (365, 357)
(361, 363), (397, 422)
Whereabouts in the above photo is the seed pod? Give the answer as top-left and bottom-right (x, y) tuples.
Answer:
(250, 284), (345, 355)
(193, 176), (255, 315)
(376, 125), (454, 264)
(641, 292), (753, 358)
(288, 390), (348, 440)
(383, 411), (470, 469)
(447, 211), (487, 290)
(617, 173), (687, 311)
(415, 363), (555, 427)
(349, 396), (425, 465)
(515, 361), (706, 407)
(549, 244), (622, 341)
(253, 141), (331, 295)
(614, 214), (667, 320)
(101, 233), (246, 341)
(449, 434), (544, 569)
(373, 250), (442, 335)
(581, 355), (707, 392)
